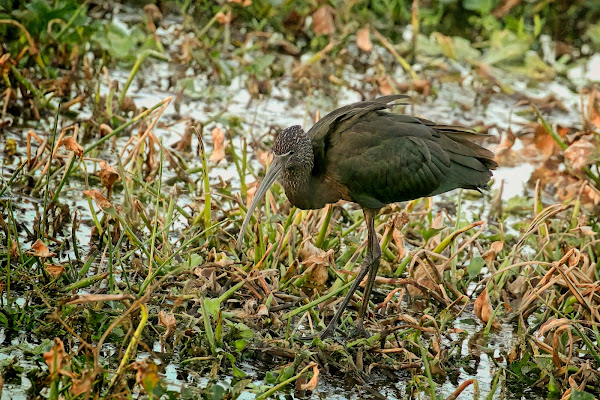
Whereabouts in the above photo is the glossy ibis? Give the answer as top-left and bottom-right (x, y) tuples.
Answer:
(236, 95), (497, 339)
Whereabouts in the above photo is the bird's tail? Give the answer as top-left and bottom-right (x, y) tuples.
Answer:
(430, 128), (497, 195)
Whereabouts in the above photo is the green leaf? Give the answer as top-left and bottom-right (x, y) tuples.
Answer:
(422, 227), (445, 242)
(222, 352), (247, 378)
(233, 322), (254, 339)
(483, 30), (531, 65)
(206, 383), (227, 400)
(90, 22), (149, 63)
(232, 364), (248, 379)
(278, 365), (295, 382)
(533, 14), (542, 37)
(234, 339), (248, 352)
(247, 54), (275, 76)
(204, 298), (221, 318)
(547, 374), (559, 396)
(463, 0), (492, 14)
(188, 254), (203, 268)
(231, 379), (252, 400)
(571, 390), (596, 400)
(586, 23), (600, 48)
(533, 355), (554, 370)
(265, 371), (278, 384)
(467, 257), (485, 279)
(0, 310), (9, 327)
(452, 36), (481, 60)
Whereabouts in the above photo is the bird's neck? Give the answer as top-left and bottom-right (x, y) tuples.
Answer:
(281, 167), (312, 208)
(281, 170), (338, 210)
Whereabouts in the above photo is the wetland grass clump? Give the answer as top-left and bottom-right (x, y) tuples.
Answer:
(1, 0), (600, 399)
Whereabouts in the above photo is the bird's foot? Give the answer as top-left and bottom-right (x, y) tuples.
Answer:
(318, 325), (337, 340)
(296, 321), (372, 342)
(295, 322), (338, 342)
(352, 320), (371, 339)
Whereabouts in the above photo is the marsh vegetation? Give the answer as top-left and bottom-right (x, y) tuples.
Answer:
(1, 0), (600, 399)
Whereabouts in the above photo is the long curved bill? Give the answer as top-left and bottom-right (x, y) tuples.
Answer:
(236, 155), (286, 252)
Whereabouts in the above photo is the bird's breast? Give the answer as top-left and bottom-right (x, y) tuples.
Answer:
(280, 172), (345, 210)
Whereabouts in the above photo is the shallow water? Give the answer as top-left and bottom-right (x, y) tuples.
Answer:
(2, 7), (598, 399)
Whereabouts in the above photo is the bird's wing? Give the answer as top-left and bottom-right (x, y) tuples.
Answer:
(308, 95), (410, 142)
(324, 113), (495, 209)
(308, 95), (410, 173)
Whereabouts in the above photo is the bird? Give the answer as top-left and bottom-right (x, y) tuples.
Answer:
(236, 95), (497, 339)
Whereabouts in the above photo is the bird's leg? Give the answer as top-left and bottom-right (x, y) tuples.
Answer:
(317, 209), (379, 340)
(355, 209), (382, 338)
(317, 253), (372, 339)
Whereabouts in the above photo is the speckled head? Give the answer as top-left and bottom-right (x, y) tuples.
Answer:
(273, 125), (306, 155)
(236, 124), (314, 252)
(272, 125), (314, 174)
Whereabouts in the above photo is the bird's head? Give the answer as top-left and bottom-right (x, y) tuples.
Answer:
(236, 125), (313, 252)
(272, 125), (313, 170)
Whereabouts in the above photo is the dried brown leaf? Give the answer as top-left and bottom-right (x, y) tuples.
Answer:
(308, 263), (329, 286)
(245, 183), (258, 210)
(312, 6), (335, 36)
(377, 75), (394, 96)
(256, 304), (269, 317)
(216, 10), (232, 24)
(494, 129), (516, 156)
(407, 261), (441, 297)
(482, 241), (503, 264)
(256, 149), (272, 167)
(46, 264), (64, 278)
(356, 26), (372, 52)
(99, 123), (113, 137)
(583, 185), (600, 206)
(57, 136), (83, 158)
(473, 286), (500, 329)
(508, 347), (519, 363)
(564, 139), (597, 170)
(99, 160), (120, 189)
(10, 240), (19, 257)
(538, 318), (571, 338)
(298, 239), (322, 260)
(300, 363), (319, 391)
(43, 338), (67, 374)
(132, 359), (160, 394)
(229, 0), (252, 6)
(66, 294), (136, 305)
(158, 311), (177, 337)
(432, 212), (444, 229)
(392, 228), (406, 259)
(533, 124), (556, 159)
(82, 189), (113, 211)
(209, 127), (226, 164)
(298, 240), (332, 286)
(28, 239), (56, 258)
(506, 274), (528, 298)
(173, 123), (194, 152)
(71, 371), (93, 396)
(243, 298), (258, 315)
(429, 356), (446, 377)
(570, 226), (596, 236)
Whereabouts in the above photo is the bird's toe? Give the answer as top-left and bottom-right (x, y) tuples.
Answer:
(352, 320), (371, 339)
(294, 324), (339, 342)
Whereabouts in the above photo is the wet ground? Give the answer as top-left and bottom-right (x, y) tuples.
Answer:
(2, 5), (600, 400)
